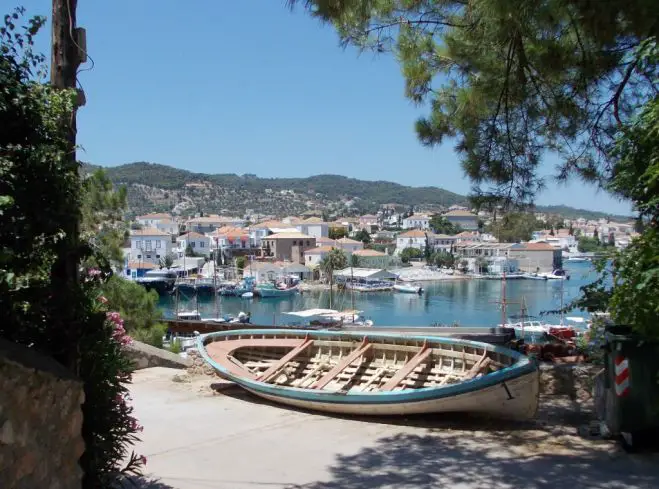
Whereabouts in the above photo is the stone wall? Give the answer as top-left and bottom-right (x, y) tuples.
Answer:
(0, 339), (85, 489)
(125, 340), (191, 370)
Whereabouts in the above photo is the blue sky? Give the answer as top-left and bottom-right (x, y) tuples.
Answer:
(20, 1), (630, 215)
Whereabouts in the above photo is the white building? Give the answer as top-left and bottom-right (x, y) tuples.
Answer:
(396, 229), (431, 254)
(136, 212), (173, 228)
(243, 261), (312, 282)
(295, 217), (329, 239)
(402, 213), (430, 230)
(352, 249), (392, 268)
(442, 210), (479, 231)
(335, 237), (364, 254)
(248, 220), (296, 247)
(176, 232), (211, 257)
(129, 228), (173, 265)
(304, 245), (333, 268)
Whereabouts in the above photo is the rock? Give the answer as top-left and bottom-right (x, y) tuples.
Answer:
(0, 419), (15, 444)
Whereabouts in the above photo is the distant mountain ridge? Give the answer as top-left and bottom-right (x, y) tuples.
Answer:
(85, 162), (632, 221)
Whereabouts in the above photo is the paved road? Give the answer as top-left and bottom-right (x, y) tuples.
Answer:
(127, 367), (659, 489)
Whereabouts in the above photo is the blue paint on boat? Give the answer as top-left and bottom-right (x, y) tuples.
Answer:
(196, 329), (538, 406)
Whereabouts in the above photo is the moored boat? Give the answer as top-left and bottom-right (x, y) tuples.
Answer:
(197, 329), (539, 419)
(393, 283), (424, 294)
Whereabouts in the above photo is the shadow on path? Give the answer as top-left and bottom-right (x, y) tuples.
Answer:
(282, 431), (659, 489)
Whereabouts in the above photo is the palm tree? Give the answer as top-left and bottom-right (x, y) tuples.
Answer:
(320, 248), (348, 308)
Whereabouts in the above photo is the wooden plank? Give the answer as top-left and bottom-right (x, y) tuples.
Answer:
(380, 347), (433, 391)
(464, 355), (492, 380)
(312, 340), (373, 390)
(257, 337), (314, 383)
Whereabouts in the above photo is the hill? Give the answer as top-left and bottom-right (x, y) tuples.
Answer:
(84, 162), (632, 221)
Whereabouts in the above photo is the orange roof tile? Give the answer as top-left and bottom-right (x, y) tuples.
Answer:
(131, 227), (172, 237)
(353, 249), (386, 257)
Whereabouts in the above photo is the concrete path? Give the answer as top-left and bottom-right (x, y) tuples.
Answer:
(127, 367), (659, 489)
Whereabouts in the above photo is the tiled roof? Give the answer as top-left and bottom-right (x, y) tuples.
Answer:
(353, 249), (387, 257)
(337, 237), (362, 244)
(130, 227), (171, 237)
(177, 232), (207, 239)
(303, 217), (325, 224)
(398, 230), (428, 238)
(266, 232), (314, 239)
(252, 220), (287, 229)
(443, 210), (477, 217)
(304, 246), (334, 254)
(513, 242), (557, 251)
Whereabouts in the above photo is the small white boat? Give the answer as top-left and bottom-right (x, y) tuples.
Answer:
(197, 329), (539, 419)
(283, 309), (374, 327)
(241, 292), (254, 299)
(522, 273), (548, 281)
(393, 283), (423, 294)
(538, 269), (570, 280)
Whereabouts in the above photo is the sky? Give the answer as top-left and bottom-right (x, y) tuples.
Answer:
(20, 0), (631, 215)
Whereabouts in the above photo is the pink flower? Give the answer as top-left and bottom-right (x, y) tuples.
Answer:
(139, 455), (147, 466)
(98, 296), (108, 304)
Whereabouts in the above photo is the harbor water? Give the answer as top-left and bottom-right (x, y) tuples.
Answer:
(159, 261), (598, 327)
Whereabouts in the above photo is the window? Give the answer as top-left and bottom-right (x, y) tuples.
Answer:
(156, 254), (160, 259)
(137, 255), (142, 259)
(306, 241), (310, 246)
(191, 242), (195, 248)
(135, 240), (142, 249)
(156, 240), (161, 249)
(146, 254), (152, 259)
(292, 240), (297, 245)
(145, 240), (152, 251)
(199, 241), (204, 248)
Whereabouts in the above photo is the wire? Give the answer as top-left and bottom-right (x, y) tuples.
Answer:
(66, 0), (95, 80)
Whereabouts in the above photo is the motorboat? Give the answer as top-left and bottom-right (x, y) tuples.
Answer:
(538, 269), (570, 280)
(283, 309), (374, 327)
(393, 283), (424, 294)
(522, 273), (548, 281)
(196, 329), (539, 419)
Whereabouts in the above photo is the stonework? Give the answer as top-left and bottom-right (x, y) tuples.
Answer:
(0, 339), (85, 489)
(124, 340), (191, 370)
(187, 348), (220, 377)
(539, 363), (601, 401)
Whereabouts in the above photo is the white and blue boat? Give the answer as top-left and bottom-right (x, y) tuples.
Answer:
(197, 329), (539, 419)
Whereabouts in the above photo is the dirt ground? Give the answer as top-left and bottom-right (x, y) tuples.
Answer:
(123, 367), (659, 489)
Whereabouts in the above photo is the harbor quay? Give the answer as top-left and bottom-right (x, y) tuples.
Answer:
(125, 367), (659, 489)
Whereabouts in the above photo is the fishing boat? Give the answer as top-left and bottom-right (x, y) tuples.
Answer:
(283, 309), (374, 327)
(393, 283), (424, 294)
(522, 272), (548, 281)
(196, 329), (539, 419)
(135, 269), (177, 295)
(256, 275), (300, 298)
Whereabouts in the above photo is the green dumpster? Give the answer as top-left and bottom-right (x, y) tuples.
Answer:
(602, 325), (659, 449)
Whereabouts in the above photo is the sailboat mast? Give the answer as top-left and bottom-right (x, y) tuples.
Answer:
(500, 270), (507, 327)
(213, 249), (218, 319)
(559, 277), (565, 326)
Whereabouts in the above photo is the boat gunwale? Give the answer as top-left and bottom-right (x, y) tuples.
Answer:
(195, 329), (537, 405)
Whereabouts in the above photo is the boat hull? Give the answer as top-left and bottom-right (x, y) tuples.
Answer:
(197, 329), (539, 420)
(245, 369), (538, 419)
(257, 286), (298, 298)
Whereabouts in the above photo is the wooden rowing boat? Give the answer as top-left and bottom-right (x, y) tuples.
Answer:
(196, 329), (539, 419)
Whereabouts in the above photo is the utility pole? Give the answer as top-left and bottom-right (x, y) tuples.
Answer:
(51, 0), (84, 369)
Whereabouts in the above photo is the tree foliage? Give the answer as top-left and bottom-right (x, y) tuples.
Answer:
(329, 226), (347, 239)
(292, 0), (658, 207)
(400, 247), (423, 263)
(354, 228), (372, 244)
(81, 169), (128, 267)
(0, 10), (144, 485)
(429, 215), (461, 235)
(486, 212), (544, 242)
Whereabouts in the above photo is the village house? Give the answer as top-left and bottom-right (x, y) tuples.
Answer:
(432, 234), (459, 253)
(136, 212), (173, 229)
(358, 214), (378, 232)
(453, 242), (518, 273)
(176, 232), (211, 258)
(402, 213), (431, 230)
(442, 209), (479, 231)
(295, 217), (329, 239)
(186, 215), (246, 234)
(248, 220), (296, 247)
(508, 242), (562, 273)
(352, 249), (393, 268)
(261, 232), (316, 264)
(531, 229), (577, 250)
(243, 261), (313, 282)
(395, 230), (430, 254)
(123, 260), (157, 280)
(128, 228), (174, 265)
(335, 237), (364, 254)
(303, 245), (333, 268)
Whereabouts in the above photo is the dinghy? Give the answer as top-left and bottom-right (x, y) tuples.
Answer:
(393, 283), (423, 294)
(197, 329), (539, 419)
